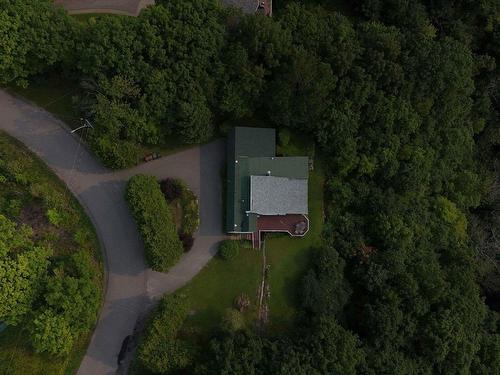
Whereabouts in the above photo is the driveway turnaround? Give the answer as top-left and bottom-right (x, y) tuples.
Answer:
(54, 0), (155, 16)
(0, 90), (226, 375)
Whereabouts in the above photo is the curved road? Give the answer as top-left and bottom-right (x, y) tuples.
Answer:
(0, 90), (226, 375)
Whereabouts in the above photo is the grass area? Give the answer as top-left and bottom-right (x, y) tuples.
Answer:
(178, 243), (262, 335)
(0, 131), (103, 375)
(266, 132), (325, 331)
(8, 75), (81, 129)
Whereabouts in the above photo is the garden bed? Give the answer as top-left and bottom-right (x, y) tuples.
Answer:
(160, 178), (199, 251)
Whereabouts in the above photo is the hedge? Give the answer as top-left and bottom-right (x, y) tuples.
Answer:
(125, 175), (183, 272)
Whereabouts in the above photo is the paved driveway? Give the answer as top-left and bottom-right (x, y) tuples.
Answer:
(54, 0), (155, 16)
(0, 90), (226, 375)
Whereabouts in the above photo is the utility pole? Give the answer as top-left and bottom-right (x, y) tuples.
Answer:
(71, 118), (94, 133)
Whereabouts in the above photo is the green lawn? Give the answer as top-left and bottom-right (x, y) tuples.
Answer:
(178, 243), (262, 335)
(8, 75), (81, 129)
(0, 132), (103, 375)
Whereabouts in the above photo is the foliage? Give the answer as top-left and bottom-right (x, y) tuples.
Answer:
(29, 309), (75, 356)
(46, 208), (61, 227)
(180, 186), (200, 236)
(198, 321), (365, 375)
(125, 174), (183, 272)
(69, 0), (225, 166)
(3, 0), (500, 372)
(137, 295), (191, 373)
(218, 240), (239, 260)
(0, 215), (50, 325)
(86, 82), (145, 168)
(220, 309), (245, 332)
(0, 132), (103, 368)
(0, 0), (76, 87)
(160, 178), (183, 202)
(300, 245), (350, 317)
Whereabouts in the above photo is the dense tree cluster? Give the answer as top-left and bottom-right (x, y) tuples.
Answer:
(0, 0), (76, 87)
(1, 0), (499, 372)
(125, 175), (183, 271)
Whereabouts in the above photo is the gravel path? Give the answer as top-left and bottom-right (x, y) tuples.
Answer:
(0, 89), (226, 375)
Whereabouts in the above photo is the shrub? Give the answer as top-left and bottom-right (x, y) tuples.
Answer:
(46, 208), (61, 226)
(30, 309), (74, 356)
(220, 308), (245, 332)
(7, 199), (22, 218)
(92, 136), (139, 169)
(279, 128), (291, 147)
(43, 274), (101, 334)
(126, 175), (183, 272)
(180, 188), (199, 236)
(137, 295), (191, 373)
(160, 178), (183, 202)
(218, 240), (239, 260)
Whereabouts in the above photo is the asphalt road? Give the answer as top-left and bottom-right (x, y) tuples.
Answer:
(0, 90), (226, 375)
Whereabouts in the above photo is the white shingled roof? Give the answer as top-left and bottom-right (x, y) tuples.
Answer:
(249, 175), (308, 215)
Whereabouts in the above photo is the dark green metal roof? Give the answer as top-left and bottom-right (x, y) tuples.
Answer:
(233, 127), (275, 158)
(247, 157), (308, 179)
(226, 127), (309, 233)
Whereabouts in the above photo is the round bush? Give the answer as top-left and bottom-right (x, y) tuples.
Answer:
(220, 308), (245, 332)
(218, 240), (239, 260)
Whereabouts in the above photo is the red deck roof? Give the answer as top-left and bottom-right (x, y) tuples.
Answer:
(253, 214), (309, 248)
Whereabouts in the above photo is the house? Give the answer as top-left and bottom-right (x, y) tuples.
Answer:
(226, 127), (309, 248)
(220, 0), (272, 16)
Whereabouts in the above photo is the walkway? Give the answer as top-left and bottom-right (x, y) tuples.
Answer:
(54, 0), (155, 16)
(0, 90), (226, 375)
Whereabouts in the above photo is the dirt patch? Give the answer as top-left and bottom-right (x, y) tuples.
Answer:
(17, 200), (49, 240)
(17, 201), (75, 252)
